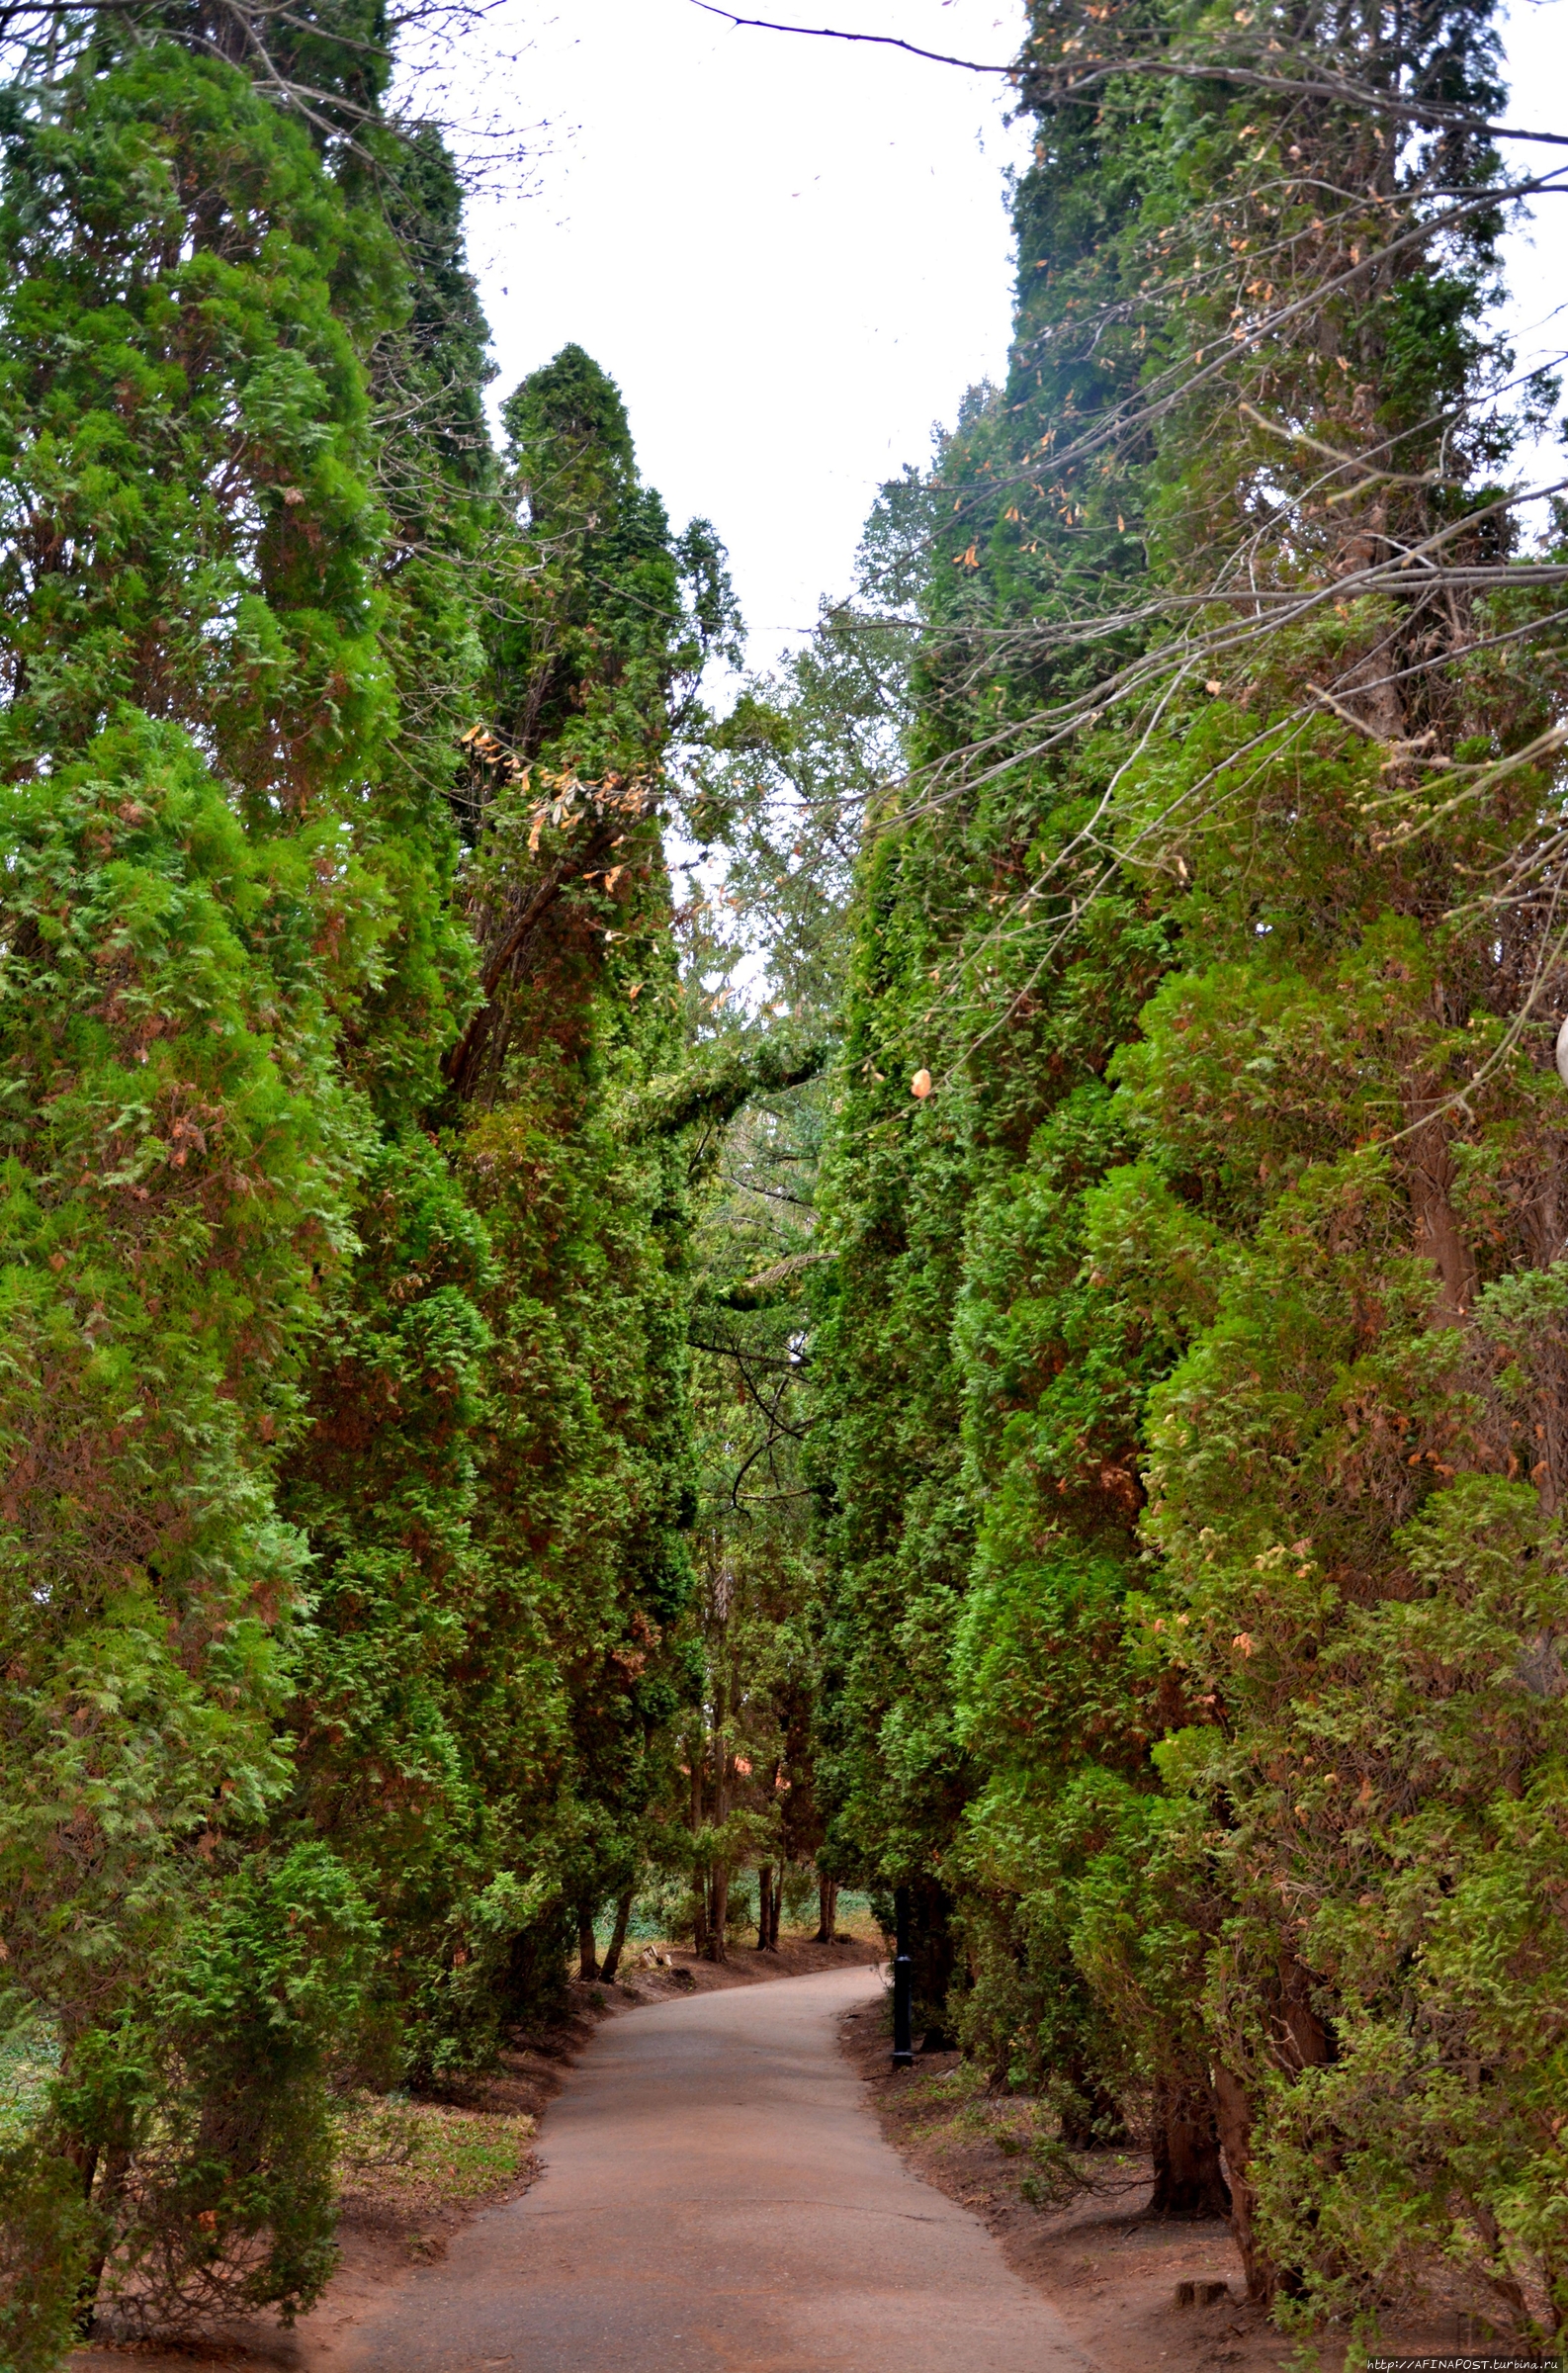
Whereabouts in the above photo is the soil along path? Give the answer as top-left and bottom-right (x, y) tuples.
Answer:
(334, 1964), (1092, 2373)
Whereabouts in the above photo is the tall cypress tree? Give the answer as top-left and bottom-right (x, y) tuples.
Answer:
(820, 0), (1568, 2326)
(0, 3), (740, 2349)
(436, 346), (740, 2001)
(272, 116), (507, 2083)
(813, 34), (1175, 2054)
(0, 31), (420, 2347)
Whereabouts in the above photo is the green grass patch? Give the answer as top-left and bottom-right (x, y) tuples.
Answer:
(334, 2095), (535, 2210)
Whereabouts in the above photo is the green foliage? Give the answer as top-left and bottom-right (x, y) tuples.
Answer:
(455, 352), (715, 1958)
(279, 340), (724, 2065)
(0, 1844), (374, 2362)
(1237, 1477), (1568, 2332)
(0, 46), (395, 811)
(0, 718), (353, 2046)
(7, 0), (1563, 2352)
(0, 2142), (91, 2373)
(485, 341), (740, 789)
(0, 24), (480, 2351)
(60, 1844), (376, 2340)
(0, 75), (721, 2329)
(815, 0), (1568, 2321)
(282, 1131), (505, 2075)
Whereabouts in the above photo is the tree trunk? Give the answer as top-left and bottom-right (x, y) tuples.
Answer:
(576, 1904), (599, 1981)
(756, 1864), (774, 1951)
(598, 1889), (634, 1982)
(699, 1701), (731, 1962)
(1404, 1109), (1477, 1328)
(907, 1875), (958, 2048)
(1213, 2066), (1271, 2303)
(767, 1866), (781, 1949)
(815, 1875), (837, 1943)
(706, 1860), (730, 1963)
(1278, 1956), (1335, 2076)
(1148, 2074), (1232, 2217)
(1057, 2063), (1127, 2149)
(1209, 1966), (1330, 2297)
(1470, 2199), (1531, 2325)
(690, 1742), (708, 1956)
(72, 2144), (131, 2335)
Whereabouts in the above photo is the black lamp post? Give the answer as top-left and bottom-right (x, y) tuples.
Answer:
(892, 1885), (914, 2067)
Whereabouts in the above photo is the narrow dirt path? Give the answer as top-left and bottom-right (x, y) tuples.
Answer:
(330, 1964), (1093, 2373)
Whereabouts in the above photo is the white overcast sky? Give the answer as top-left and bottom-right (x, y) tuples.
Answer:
(457, 0), (1030, 664)
(452, 0), (1567, 673)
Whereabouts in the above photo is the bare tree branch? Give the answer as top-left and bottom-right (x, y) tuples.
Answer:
(688, 0), (1008, 73)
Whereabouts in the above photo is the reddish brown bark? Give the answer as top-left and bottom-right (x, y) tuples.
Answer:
(598, 1890), (634, 1982)
(576, 1906), (599, 1982)
(1213, 2066), (1271, 2303)
(1404, 1109), (1478, 1326)
(1148, 2074), (1232, 2218)
(706, 1861), (730, 1964)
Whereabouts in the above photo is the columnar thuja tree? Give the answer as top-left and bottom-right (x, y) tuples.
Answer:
(812, 53), (1177, 2062)
(1060, 0), (1568, 2297)
(0, 15), (732, 2358)
(821, 0), (1568, 2327)
(0, 29), (426, 2352)
(272, 118), (517, 2080)
(432, 346), (740, 1992)
(1013, 0), (1568, 2324)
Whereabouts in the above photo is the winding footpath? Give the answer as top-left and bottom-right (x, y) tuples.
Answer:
(337, 1964), (1091, 2373)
